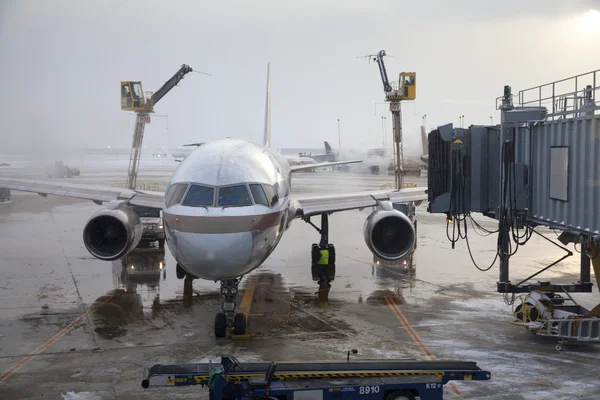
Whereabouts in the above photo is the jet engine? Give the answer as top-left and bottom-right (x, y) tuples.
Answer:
(363, 208), (416, 261)
(83, 202), (143, 261)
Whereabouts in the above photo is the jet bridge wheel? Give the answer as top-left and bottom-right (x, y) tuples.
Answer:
(215, 313), (227, 338)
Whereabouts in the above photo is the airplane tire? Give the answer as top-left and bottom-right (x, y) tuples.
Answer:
(215, 313), (227, 338)
(326, 264), (336, 282)
(311, 263), (320, 281)
(327, 244), (336, 264)
(311, 244), (320, 263)
(233, 313), (247, 335)
(176, 263), (186, 280)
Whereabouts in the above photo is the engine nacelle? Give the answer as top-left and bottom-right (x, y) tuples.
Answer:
(82, 202), (143, 261)
(363, 208), (416, 261)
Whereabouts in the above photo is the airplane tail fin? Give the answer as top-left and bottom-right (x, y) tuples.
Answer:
(263, 62), (271, 148)
(324, 141), (333, 154)
(420, 125), (428, 155)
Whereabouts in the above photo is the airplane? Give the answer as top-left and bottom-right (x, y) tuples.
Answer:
(0, 63), (427, 338)
(296, 141), (337, 163)
(284, 155), (319, 169)
(172, 143), (204, 161)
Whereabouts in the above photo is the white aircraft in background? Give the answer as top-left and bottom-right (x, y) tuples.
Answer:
(0, 63), (426, 338)
(357, 126), (429, 175)
(172, 142), (204, 161)
(284, 155), (319, 169)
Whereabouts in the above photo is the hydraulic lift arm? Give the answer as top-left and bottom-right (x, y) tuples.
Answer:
(148, 64), (193, 109)
(125, 64), (193, 190)
(374, 50), (392, 93)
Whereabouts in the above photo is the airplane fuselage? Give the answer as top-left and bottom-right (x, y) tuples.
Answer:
(162, 139), (294, 281)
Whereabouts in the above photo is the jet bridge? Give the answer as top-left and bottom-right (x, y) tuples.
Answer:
(427, 69), (600, 295)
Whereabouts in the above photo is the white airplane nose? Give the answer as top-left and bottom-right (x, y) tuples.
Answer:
(166, 230), (255, 280)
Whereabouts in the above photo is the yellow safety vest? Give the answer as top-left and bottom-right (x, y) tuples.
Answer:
(317, 249), (329, 265)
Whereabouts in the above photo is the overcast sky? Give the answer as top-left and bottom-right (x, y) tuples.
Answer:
(1, 0), (599, 157)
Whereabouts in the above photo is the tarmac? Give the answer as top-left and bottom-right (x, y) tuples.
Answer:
(0, 156), (599, 399)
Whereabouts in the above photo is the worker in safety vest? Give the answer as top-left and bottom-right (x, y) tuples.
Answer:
(317, 248), (329, 265)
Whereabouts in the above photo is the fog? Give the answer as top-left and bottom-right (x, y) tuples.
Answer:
(1, 0), (599, 159)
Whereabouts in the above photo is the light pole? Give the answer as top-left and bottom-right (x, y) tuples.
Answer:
(422, 114), (427, 131)
(381, 116), (387, 147)
(337, 119), (341, 149)
(490, 116), (493, 125)
(459, 115), (465, 128)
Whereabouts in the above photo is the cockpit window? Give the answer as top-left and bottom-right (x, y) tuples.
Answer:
(262, 184), (278, 207)
(218, 185), (252, 207)
(182, 185), (215, 207)
(165, 183), (188, 207)
(249, 184), (269, 206)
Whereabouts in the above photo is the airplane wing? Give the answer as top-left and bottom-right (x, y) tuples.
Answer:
(293, 187), (427, 218)
(290, 160), (362, 172)
(0, 178), (164, 209)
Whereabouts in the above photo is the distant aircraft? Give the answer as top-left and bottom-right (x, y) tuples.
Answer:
(298, 141), (337, 163)
(0, 63), (425, 338)
(152, 148), (168, 157)
(284, 155), (319, 169)
(172, 143), (204, 162)
(356, 126), (429, 175)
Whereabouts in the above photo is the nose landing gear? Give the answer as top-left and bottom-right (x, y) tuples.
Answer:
(214, 278), (247, 338)
(305, 214), (336, 302)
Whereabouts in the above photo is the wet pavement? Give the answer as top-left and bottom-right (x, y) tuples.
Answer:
(0, 162), (599, 399)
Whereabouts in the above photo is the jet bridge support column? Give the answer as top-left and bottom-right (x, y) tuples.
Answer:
(581, 250), (591, 285)
(497, 85), (513, 292)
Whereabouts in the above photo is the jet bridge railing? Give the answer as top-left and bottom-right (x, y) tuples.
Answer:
(496, 69), (600, 118)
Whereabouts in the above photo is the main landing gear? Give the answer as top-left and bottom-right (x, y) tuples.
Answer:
(214, 278), (246, 338)
(306, 214), (336, 302)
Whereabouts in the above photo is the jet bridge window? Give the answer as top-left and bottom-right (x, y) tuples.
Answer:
(550, 146), (569, 202)
(183, 185), (215, 207)
(165, 183), (189, 207)
(218, 185), (252, 207)
(250, 184), (269, 206)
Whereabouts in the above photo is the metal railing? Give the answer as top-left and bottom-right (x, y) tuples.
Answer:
(496, 69), (600, 118)
(536, 317), (600, 343)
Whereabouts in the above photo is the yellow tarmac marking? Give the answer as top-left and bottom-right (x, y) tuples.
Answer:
(385, 296), (464, 399)
(0, 296), (113, 383)
(238, 277), (256, 317)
